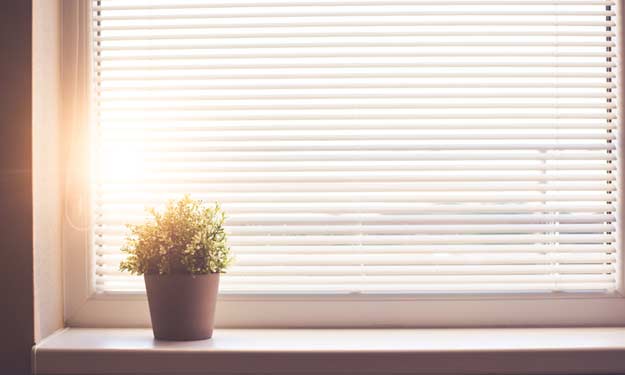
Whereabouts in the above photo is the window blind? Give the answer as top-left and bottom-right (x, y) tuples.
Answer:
(92, 0), (619, 294)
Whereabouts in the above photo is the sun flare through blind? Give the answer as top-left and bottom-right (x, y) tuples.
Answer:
(92, 0), (619, 294)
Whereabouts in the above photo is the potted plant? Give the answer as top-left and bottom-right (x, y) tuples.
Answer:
(119, 195), (232, 341)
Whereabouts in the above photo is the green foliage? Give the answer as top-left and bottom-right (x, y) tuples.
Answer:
(119, 195), (233, 275)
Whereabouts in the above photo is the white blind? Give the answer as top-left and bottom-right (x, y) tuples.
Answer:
(92, 0), (619, 294)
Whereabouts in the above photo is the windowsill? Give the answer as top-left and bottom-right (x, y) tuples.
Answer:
(33, 327), (625, 374)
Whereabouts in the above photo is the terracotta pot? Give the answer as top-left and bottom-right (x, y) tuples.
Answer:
(144, 273), (220, 341)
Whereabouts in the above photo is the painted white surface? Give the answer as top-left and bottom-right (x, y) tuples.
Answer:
(33, 328), (625, 374)
(33, 0), (63, 343)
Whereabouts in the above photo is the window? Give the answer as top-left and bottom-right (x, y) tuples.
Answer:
(67, 0), (625, 327)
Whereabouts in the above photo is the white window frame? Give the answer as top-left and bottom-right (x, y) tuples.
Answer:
(62, 0), (625, 328)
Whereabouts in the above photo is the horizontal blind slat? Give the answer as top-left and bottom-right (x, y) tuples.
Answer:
(95, 264), (617, 277)
(93, 11), (617, 21)
(95, 213), (615, 226)
(94, 1), (616, 11)
(94, 223), (616, 236)
(95, 32), (618, 41)
(96, 52), (618, 61)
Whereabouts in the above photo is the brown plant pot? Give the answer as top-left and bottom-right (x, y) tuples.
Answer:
(144, 273), (220, 341)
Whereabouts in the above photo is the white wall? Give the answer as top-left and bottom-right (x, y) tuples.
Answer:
(33, 0), (63, 342)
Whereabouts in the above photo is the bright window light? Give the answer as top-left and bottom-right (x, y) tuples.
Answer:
(92, 0), (618, 294)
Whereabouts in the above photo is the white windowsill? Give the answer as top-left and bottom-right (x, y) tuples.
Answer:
(33, 327), (625, 375)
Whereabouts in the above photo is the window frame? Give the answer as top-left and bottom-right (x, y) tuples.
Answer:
(63, 0), (625, 328)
